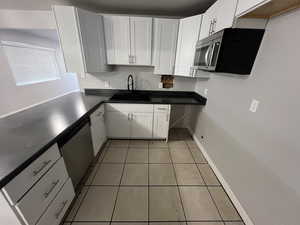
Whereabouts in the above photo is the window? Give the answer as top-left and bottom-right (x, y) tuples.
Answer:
(1, 41), (61, 86)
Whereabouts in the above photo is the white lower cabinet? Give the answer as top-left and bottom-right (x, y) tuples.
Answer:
(131, 112), (153, 139)
(0, 144), (75, 225)
(106, 111), (131, 138)
(90, 105), (107, 156)
(15, 158), (69, 225)
(36, 178), (74, 225)
(2, 144), (61, 205)
(105, 103), (170, 140)
(153, 105), (171, 139)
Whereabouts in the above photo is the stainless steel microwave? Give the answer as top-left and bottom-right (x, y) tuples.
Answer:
(192, 28), (265, 75)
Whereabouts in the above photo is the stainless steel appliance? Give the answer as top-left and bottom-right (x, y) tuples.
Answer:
(59, 119), (93, 190)
(192, 28), (265, 75)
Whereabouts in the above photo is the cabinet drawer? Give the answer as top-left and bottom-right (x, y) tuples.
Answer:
(3, 144), (61, 205)
(15, 158), (69, 225)
(106, 103), (153, 113)
(154, 105), (170, 112)
(36, 178), (75, 225)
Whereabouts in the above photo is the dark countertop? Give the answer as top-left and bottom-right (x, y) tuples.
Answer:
(0, 92), (108, 189)
(0, 89), (206, 189)
(85, 89), (207, 105)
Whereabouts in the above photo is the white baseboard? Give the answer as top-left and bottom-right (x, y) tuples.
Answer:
(187, 126), (254, 225)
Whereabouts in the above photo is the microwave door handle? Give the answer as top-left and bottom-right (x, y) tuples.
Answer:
(205, 46), (211, 67)
(209, 43), (215, 66)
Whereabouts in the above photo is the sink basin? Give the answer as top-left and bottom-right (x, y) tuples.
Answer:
(110, 92), (150, 101)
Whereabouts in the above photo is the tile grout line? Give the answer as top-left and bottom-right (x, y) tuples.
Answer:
(109, 142), (130, 225)
(184, 139), (225, 224)
(185, 139), (244, 223)
(69, 140), (111, 223)
(167, 143), (188, 225)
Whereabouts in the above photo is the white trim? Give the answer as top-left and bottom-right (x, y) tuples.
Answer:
(187, 126), (254, 225)
(0, 40), (56, 52)
(0, 90), (80, 119)
(235, 0), (272, 18)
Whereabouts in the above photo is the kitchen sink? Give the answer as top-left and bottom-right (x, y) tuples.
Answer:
(110, 92), (150, 101)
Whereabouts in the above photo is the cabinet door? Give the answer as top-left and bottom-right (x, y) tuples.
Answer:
(53, 6), (85, 73)
(76, 9), (109, 72)
(103, 16), (131, 65)
(199, 13), (212, 41)
(153, 112), (170, 139)
(174, 15), (202, 76)
(106, 111), (131, 138)
(131, 113), (153, 139)
(236, 0), (271, 17)
(214, 0), (238, 33)
(90, 111), (107, 156)
(130, 17), (152, 66)
(153, 18), (179, 74)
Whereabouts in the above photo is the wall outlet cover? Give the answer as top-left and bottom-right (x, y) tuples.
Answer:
(249, 99), (260, 112)
(158, 83), (163, 88)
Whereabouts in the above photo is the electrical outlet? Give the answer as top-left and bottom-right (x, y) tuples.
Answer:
(249, 99), (259, 112)
(159, 83), (163, 88)
(104, 81), (109, 88)
(204, 88), (208, 97)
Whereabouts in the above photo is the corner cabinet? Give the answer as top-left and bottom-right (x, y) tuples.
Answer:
(153, 18), (179, 75)
(53, 6), (110, 74)
(103, 16), (152, 66)
(174, 15), (202, 77)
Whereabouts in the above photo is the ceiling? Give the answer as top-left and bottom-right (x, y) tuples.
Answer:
(0, 0), (217, 17)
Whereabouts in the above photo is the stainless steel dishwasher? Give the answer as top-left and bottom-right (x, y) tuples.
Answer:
(58, 118), (94, 190)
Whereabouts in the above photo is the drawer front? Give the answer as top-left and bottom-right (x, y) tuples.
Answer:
(15, 158), (69, 225)
(3, 144), (61, 205)
(36, 178), (75, 225)
(106, 103), (153, 113)
(154, 104), (170, 112)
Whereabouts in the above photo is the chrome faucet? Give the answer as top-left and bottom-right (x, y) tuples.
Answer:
(127, 74), (134, 91)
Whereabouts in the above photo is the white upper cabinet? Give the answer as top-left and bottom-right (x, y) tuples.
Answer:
(103, 15), (152, 66)
(103, 15), (131, 65)
(199, 0), (238, 40)
(214, 0), (238, 33)
(198, 6), (216, 40)
(174, 15), (202, 77)
(235, 0), (271, 17)
(153, 18), (179, 75)
(130, 17), (153, 65)
(53, 6), (110, 74)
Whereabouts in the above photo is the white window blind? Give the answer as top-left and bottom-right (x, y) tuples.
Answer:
(1, 41), (61, 86)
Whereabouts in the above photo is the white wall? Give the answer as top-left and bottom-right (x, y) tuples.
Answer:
(79, 66), (196, 91)
(0, 10), (79, 117)
(0, 10), (57, 29)
(188, 9), (300, 225)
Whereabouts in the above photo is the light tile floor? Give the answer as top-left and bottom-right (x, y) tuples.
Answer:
(64, 128), (244, 225)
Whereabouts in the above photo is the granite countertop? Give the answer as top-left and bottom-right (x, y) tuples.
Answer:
(0, 89), (206, 189)
(85, 89), (207, 105)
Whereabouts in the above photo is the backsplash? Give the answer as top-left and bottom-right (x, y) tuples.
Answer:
(78, 66), (196, 91)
